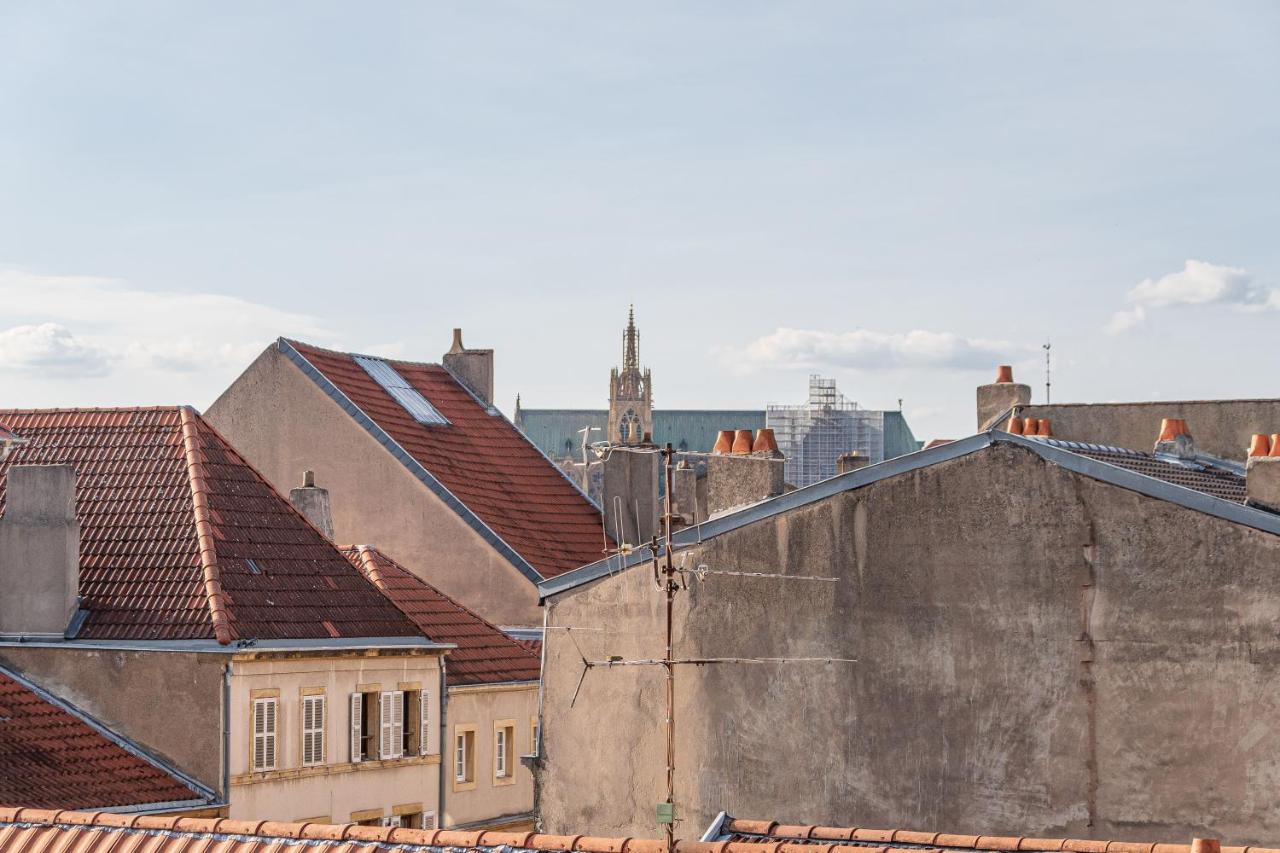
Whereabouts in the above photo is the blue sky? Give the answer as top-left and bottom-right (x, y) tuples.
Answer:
(2, 2), (1278, 441)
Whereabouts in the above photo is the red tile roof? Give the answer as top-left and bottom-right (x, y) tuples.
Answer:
(340, 545), (540, 686)
(284, 340), (609, 580)
(0, 809), (1261, 853)
(0, 667), (213, 810)
(0, 407), (424, 644)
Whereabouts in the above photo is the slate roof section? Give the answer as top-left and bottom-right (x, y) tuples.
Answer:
(705, 814), (1264, 853)
(282, 340), (609, 581)
(0, 809), (1266, 853)
(0, 407), (424, 644)
(1030, 437), (1247, 503)
(340, 545), (541, 686)
(0, 666), (216, 811)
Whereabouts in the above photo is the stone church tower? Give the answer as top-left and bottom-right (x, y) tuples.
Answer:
(608, 306), (653, 444)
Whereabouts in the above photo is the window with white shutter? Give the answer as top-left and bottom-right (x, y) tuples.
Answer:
(419, 690), (430, 756)
(350, 693), (363, 763)
(379, 691), (405, 759)
(391, 691), (404, 758)
(302, 695), (325, 766)
(252, 697), (278, 772)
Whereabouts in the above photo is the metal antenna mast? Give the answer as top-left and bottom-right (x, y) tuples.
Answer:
(1043, 340), (1052, 404)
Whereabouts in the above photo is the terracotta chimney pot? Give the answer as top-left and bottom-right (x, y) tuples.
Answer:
(1022, 417), (1038, 434)
(1005, 414), (1024, 435)
(1190, 840), (1221, 853)
(712, 430), (734, 455)
(1249, 434), (1271, 458)
(1158, 418), (1192, 442)
(731, 429), (754, 455)
(1270, 434), (1280, 457)
(1036, 419), (1053, 437)
(995, 365), (1014, 384)
(752, 428), (779, 454)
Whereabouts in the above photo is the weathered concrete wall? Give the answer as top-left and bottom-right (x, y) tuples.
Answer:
(206, 346), (541, 627)
(705, 454), (784, 515)
(0, 465), (79, 638)
(539, 443), (1280, 843)
(1019, 400), (1280, 461)
(0, 646), (225, 792)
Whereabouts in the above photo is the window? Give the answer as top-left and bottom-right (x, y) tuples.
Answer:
(530, 716), (540, 755)
(454, 726), (476, 787)
(252, 697), (277, 772)
(302, 694), (325, 766)
(379, 690), (404, 759)
(351, 692), (372, 762)
(493, 719), (515, 784)
(403, 690), (430, 756)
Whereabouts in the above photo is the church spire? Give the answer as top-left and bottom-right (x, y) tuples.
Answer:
(623, 304), (639, 372)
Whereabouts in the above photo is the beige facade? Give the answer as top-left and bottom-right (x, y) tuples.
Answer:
(443, 682), (538, 829)
(206, 345), (541, 627)
(228, 650), (445, 825)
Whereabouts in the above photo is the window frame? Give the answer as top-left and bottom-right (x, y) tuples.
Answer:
(453, 724), (477, 791)
(493, 718), (516, 785)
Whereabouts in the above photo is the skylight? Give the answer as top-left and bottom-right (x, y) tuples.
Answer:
(354, 356), (451, 426)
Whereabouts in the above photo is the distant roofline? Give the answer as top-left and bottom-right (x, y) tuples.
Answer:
(277, 338), (546, 585)
(1025, 398), (1280, 408)
(540, 429), (1280, 600)
(0, 663), (222, 810)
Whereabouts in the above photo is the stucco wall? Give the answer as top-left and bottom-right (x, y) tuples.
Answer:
(1018, 400), (1280, 461)
(228, 651), (444, 823)
(205, 345), (541, 626)
(0, 646), (225, 792)
(539, 443), (1280, 843)
(444, 683), (538, 827)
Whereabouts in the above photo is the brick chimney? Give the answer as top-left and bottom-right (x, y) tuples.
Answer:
(0, 465), (79, 638)
(442, 328), (495, 407)
(1246, 434), (1280, 512)
(289, 469), (334, 540)
(977, 365), (1031, 431)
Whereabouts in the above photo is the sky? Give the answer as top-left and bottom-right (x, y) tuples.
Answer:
(1, 2), (1278, 442)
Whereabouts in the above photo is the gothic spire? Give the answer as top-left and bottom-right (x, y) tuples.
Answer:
(623, 304), (639, 372)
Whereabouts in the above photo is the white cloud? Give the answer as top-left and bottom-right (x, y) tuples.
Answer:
(719, 327), (1017, 374)
(0, 268), (340, 406)
(1107, 260), (1279, 334)
(0, 323), (113, 378)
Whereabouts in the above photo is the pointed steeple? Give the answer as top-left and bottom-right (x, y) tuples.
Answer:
(623, 304), (639, 372)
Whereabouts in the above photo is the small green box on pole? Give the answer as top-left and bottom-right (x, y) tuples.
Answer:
(656, 803), (674, 825)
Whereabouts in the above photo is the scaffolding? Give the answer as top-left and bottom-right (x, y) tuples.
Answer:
(766, 376), (885, 487)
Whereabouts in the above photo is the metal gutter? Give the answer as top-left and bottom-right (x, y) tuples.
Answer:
(438, 655), (448, 829)
(99, 797), (227, 816)
(539, 432), (995, 599)
(278, 338), (545, 586)
(0, 663), (220, 808)
(539, 429), (1280, 600)
(0, 637), (453, 653)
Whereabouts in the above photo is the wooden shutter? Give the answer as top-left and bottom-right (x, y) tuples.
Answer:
(390, 691), (404, 758)
(253, 698), (277, 771)
(379, 691), (393, 759)
(419, 690), (430, 756)
(350, 693), (363, 763)
(302, 696), (325, 766)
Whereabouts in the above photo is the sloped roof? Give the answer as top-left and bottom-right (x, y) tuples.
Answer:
(706, 814), (1263, 853)
(280, 340), (609, 581)
(340, 545), (540, 686)
(542, 430), (1280, 600)
(0, 407), (423, 644)
(0, 666), (216, 811)
(1034, 438), (1246, 503)
(0, 809), (1265, 853)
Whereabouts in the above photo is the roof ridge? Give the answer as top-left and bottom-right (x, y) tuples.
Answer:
(177, 406), (233, 646)
(0, 405), (184, 415)
(351, 544), (388, 590)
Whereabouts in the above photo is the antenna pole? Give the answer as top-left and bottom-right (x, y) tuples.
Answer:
(1043, 340), (1052, 404)
(661, 442), (676, 853)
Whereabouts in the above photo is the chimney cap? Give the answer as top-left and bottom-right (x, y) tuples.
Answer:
(731, 429), (754, 455)
(1249, 433), (1271, 458)
(302, 469), (316, 488)
(1035, 418), (1052, 437)
(1158, 418), (1192, 442)
(449, 327), (465, 354)
(1005, 414), (1024, 435)
(995, 365), (1014, 384)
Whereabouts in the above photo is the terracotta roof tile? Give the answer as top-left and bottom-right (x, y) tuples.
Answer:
(0, 666), (211, 810)
(285, 341), (610, 579)
(0, 407), (422, 643)
(0, 813), (1265, 853)
(339, 545), (540, 686)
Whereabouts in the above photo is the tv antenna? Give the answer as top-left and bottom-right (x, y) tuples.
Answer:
(567, 444), (855, 853)
(1043, 340), (1052, 404)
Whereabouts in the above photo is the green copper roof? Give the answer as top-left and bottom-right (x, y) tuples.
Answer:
(515, 409), (764, 458)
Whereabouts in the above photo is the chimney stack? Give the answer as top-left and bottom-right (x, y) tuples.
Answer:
(977, 365), (1032, 431)
(600, 446), (660, 547)
(837, 452), (870, 474)
(1247, 434), (1280, 512)
(290, 469), (334, 539)
(0, 465), (79, 638)
(1153, 418), (1196, 460)
(442, 327), (495, 407)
